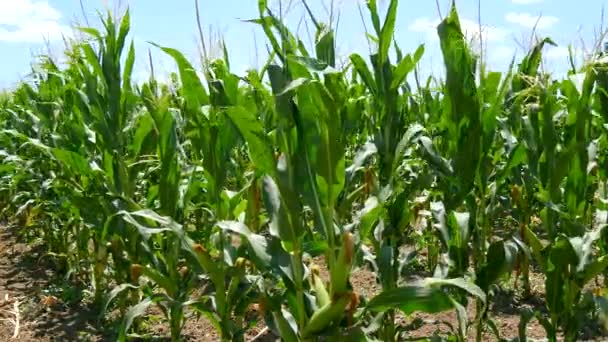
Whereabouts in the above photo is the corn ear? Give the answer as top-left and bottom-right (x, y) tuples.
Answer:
(310, 264), (330, 307)
(330, 232), (354, 296)
(301, 293), (350, 338)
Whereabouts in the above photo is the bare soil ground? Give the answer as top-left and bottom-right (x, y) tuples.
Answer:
(0, 225), (105, 341)
(1, 224), (607, 341)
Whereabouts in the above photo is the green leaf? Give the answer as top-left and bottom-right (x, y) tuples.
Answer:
(122, 40), (136, 90)
(2, 129), (51, 153)
(378, 0), (398, 65)
(130, 112), (155, 157)
(119, 210), (172, 241)
(497, 144), (527, 184)
(116, 9), (131, 58)
(450, 211), (470, 250)
(272, 309), (299, 342)
(290, 55), (329, 72)
(475, 240), (519, 292)
(392, 124), (424, 174)
(81, 43), (107, 88)
(365, 0), (381, 35)
(390, 44), (424, 89)
(431, 201), (449, 247)
(262, 176), (298, 244)
(157, 110), (180, 217)
(226, 106), (276, 175)
(315, 26), (336, 67)
(422, 277), (486, 304)
(350, 54), (377, 95)
(278, 78), (312, 96)
(569, 224), (608, 273)
(346, 142), (377, 181)
(516, 37), (556, 83)
(76, 26), (103, 40)
(524, 226), (546, 271)
(51, 148), (92, 175)
(140, 266), (177, 297)
(152, 43), (209, 113)
(453, 298), (467, 340)
(581, 255), (608, 285)
(100, 283), (138, 320)
(367, 286), (454, 314)
(358, 196), (384, 239)
(119, 298), (153, 341)
(437, 2), (481, 201)
(216, 221), (271, 265)
(419, 136), (453, 176)
(545, 237), (578, 316)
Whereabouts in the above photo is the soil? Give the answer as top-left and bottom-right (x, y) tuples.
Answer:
(1, 224), (607, 341)
(0, 225), (105, 341)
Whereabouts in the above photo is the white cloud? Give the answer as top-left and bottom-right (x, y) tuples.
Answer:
(512, 0), (543, 4)
(0, 0), (71, 43)
(409, 17), (510, 42)
(505, 12), (559, 30)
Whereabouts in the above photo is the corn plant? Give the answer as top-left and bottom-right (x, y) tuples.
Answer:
(1, 1), (608, 341)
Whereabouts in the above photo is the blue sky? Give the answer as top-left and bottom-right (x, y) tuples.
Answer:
(0, 0), (607, 89)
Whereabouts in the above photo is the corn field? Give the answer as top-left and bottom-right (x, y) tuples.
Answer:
(1, 0), (608, 341)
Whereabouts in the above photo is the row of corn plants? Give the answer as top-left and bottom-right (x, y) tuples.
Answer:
(2, 0), (608, 341)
